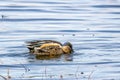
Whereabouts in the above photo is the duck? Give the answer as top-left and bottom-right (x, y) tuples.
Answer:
(25, 40), (73, 57)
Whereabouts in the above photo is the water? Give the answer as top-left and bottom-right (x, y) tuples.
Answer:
(0, 0), (120, 80)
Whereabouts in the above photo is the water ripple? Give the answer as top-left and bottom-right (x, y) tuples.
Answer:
(2, 5), (27, 8)
(109, 12), (120, 14)
(0, 9), (55, 13)
(0, 18), (85, 22)
(94, 30), (120, 33)
(92, 5), (120, 8)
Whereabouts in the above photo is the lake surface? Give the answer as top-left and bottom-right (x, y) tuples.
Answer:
(0, 0), (120, 80)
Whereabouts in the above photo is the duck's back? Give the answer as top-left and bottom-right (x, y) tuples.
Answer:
(26, 40), (62, 53)
(26, 40), (61, 46)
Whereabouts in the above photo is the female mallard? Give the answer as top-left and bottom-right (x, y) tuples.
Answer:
(25, 40), (73, 56)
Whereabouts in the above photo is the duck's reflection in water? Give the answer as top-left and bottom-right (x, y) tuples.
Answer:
(28, 53), (73, 62)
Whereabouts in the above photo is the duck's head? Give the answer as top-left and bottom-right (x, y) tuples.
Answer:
(62, 42), (73, 54)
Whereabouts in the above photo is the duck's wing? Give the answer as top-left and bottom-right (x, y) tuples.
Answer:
(25, 40), (62, 47)
(25, 40), (62, 52)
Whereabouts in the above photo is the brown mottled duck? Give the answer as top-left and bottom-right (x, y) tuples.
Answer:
(25, 40), (73, 57)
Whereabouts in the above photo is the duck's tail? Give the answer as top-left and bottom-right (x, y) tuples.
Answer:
(25, 41), (35, 53)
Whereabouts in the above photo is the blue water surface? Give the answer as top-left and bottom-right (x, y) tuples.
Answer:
(0, 0), (120, 80)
